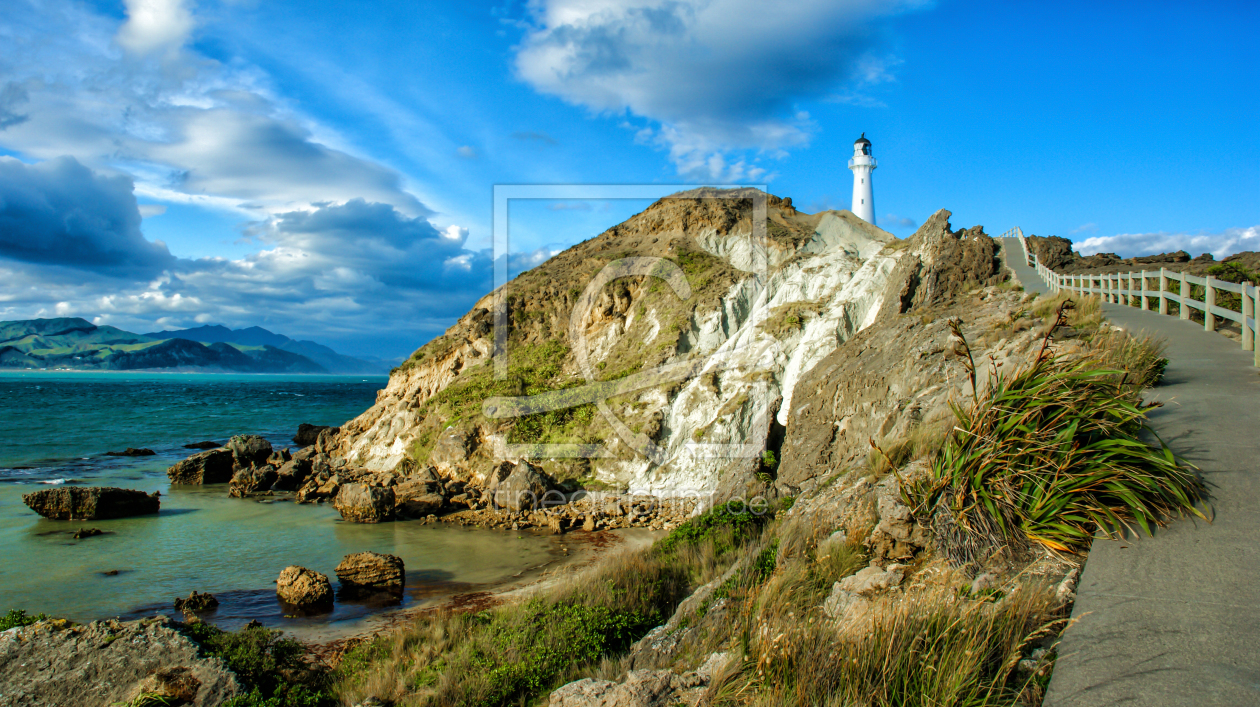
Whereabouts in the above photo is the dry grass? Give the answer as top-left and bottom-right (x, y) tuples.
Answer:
(710, 581), (1065, 707)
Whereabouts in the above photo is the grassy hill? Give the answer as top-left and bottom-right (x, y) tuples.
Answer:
(0, 318), (326, 373)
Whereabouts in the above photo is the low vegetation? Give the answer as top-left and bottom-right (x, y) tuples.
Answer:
(181, 623), (335, 707)
(334, 501), (778, 706)
(0, 608), (47, 632)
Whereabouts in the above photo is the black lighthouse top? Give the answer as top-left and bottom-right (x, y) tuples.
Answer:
(854, 132), (871, 155)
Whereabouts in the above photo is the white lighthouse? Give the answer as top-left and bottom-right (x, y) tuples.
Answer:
(849, 133), (876, 224)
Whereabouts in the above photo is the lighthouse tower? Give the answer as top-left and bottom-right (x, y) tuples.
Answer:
(849, 133), (876, 224)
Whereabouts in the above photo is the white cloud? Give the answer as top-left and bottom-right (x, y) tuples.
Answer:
(514, 0), (927, 179)
(138, 204), (167, 217)
(1, 1), (428, 219)
(116, 0), (196, 55)
(1075, 226), (1260, 259)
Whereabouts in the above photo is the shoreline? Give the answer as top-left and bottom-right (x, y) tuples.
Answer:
(304, 527), (662, 656)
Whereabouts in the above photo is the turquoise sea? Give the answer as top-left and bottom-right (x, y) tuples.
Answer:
(0, 371), (564, 638)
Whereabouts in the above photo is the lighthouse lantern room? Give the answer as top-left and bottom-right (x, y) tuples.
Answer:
(848, 133), (876, 224)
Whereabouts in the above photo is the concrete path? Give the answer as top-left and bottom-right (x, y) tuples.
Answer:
(1002, 239), (1260, 706)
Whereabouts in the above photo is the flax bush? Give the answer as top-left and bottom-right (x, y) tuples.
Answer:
(910, 302), (1206, 565)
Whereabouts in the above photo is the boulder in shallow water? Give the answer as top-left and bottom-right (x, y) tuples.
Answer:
(276, 565), (333, 610)
(167, 448), (234, 484)
(228, 465), (278, 497)
(183, 441), (221, 450)
(73, 527), (104, 539)
(23, 487), (159, 520)
(334, 483), (395, 523)
(335, 551), (404, 590)
(394, 477), (445, 518)
(173, 591), (219, 614)
(226, 435), (273, 469)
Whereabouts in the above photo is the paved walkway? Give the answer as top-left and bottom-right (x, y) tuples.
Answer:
(1002, 239), (1260, 706)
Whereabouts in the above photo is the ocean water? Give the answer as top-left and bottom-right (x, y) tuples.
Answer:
(0, 371), (565, 636)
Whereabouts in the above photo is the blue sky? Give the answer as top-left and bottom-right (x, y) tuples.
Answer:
(0, 0), (1255, 358)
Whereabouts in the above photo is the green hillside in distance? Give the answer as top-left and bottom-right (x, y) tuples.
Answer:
(0, 317), (379, 373)
(144, 324), (387, 374)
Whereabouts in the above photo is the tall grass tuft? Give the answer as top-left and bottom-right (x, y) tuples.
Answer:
(910, 301), (1206, 564)
(712, 583), (1065, 707)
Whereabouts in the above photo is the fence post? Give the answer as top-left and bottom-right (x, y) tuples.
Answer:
(1243, 282), (1254, 352)
(1254, 285), (1260, 368)
(1205, 275), (1216, 332)
(1180, 271), (1190, 320)
(1141, 270), (1149, 310)
(1159, 268), (1169, 315)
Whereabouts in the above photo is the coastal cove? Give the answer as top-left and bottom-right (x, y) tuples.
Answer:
(0, 372), (567, 639)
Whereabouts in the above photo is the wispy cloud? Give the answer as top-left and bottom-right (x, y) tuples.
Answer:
(511, 130), (558, 145)
(1070, 222), (1098, 234)
(513, 0), (930, 180)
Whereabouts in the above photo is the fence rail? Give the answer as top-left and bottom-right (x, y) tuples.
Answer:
(1013, 231), (1260, 366)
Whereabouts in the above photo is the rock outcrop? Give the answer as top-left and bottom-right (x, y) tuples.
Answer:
(335, 551), (405, 590)
(294, 423), (339, 447)
(0, 616), (240, 707)
(226, 434), (273, 469)
(334, 483), (396, 523)
(493, 461), (554, 511)
(550, 653), (732, 707)
(167, 448), (235, 484)
(276, 566), (334, 610)
(22, 486), (160, 520)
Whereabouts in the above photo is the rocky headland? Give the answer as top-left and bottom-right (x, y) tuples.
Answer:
(7, 190), (1199, 706)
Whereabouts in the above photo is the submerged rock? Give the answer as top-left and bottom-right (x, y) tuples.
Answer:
(72, 527), (104, 539)
(22, 487), (160, 520)
(183, 441), (221, 450)
(0, 616), (240, 706)
(335, 551), (405, 590)
(105, 448), (156, 457)
(276, 565), (334, 610)
(167, 448), (235, 484)
(334, 483), (395, 523)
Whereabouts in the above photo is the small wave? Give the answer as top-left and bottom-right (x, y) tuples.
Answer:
(38, 478), (70, 485)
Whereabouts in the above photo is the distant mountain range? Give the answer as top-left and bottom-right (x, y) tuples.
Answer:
(0, 318), (388, 374)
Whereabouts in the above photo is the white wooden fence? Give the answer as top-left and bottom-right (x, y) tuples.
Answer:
(1007, 227), (1260, 366)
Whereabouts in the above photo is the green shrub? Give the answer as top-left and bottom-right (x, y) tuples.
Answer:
(0, 609), (47, 631)
(182, 623), (334, 707)
(911, 304), (1207, 564)
(655, 500), (774, 557)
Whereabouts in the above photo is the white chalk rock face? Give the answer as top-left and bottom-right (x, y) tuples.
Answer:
(329, 192), (915, 497)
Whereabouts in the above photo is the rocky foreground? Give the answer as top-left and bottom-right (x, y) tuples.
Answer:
(0, 616), (239, 707)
